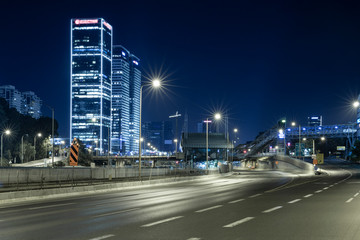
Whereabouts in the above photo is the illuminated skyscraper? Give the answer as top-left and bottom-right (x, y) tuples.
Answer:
(70, 18), (112, 154)
(111, 45), (141, 154)
(112, 46), (130, 154)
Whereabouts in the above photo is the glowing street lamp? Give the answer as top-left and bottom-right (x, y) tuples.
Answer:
(139, 79), (161, 180)
(353, 101), (359, 108)
(204, 112), (221, 171)
(34, 133), (42, 161)
(1, 129), (11, 166)
(174, 139), (178, 154)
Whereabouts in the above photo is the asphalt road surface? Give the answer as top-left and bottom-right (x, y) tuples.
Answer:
(1, 159), (360, 240)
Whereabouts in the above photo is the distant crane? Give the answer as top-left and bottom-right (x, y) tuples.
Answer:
(169, 111), (182, 153)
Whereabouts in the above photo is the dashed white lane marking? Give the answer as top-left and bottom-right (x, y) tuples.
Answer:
(28, 203), (75, 210)
(315, 190), (323, 193)
(323, 187), (329, 190)
(187, 238), (201, 240)
(141, 216), (184, 227)
(93, 208), (140, 218)
(262, 206), (283, 213)
(304, 194), (313, 198)
(249, 194), (262, 198)
(346, 198), (354, 203)
(229, 199), (245, 204)
(88, 234), (115, 240)
(354, 193), (359, 197)
(223, 217), (255, 228)
(288, 199), (301, 204)
(195, 205), (223, 213)
(329, 185), (334, 187)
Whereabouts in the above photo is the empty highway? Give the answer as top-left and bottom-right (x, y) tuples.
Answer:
(1, 159), (359, 240)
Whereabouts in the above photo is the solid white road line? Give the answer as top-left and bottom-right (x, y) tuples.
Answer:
(195, 205), (223, 213)
(93, 208), (140, 218)
(288, 199), (301, 204)
(346, 198), (354, 203)
(28, 203), (75, 210)
(315, 190), (323, 193)
(304, 194), (313, 198)
(262, 206), (283, 213)
(249, 194), (262, 198)
(141, 216), (184, 227)
(228, 199), (245, 204)
(223, 217), (255, 228)
(88, 234), (115, 240)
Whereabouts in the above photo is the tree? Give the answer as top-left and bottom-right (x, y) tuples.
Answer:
(0, 99), (60, 162)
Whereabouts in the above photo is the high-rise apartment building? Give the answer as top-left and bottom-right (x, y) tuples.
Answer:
(0, 85), (42, 119)
(22, 91), (42, 119)
(70, 18), (113, 154)
(111, 45), (141, 155)
(0, 85), (22, 113)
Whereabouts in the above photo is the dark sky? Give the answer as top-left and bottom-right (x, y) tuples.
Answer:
(1, 0), (360, 143)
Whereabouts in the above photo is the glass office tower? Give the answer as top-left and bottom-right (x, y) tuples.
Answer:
(70, 18), (112, 154)
(112, 46), (130, 154)
(128, 54), (141, 154)
(111, 45), (141, 155)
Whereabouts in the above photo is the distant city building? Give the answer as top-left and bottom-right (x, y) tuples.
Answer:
(70, 18), (113, 154)
(308, 116), (322, 126)
(0, 85), (42, 119)
(111, 45), (141, 155)
(22, 91), (42, 119)
(142, 121), (174, 152)
(128, 53), (141, 153)
(0, 85), (22, 112)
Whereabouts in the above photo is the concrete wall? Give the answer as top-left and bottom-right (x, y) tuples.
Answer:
(0, 167), (181, 185)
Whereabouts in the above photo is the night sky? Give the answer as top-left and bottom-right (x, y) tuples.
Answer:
(1, 1), (360, 143)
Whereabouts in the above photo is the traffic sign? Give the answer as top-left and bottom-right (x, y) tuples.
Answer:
(70, 138), (79, 166)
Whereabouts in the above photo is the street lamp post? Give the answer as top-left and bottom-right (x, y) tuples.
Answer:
(292, 122), (302, 159)
(204, 113), (221, 172)
(232, 128), (238, 162)
(204, 119), (211, 171)
(21, 134), (28, 164)
(44, 105), (55, 167)
(1, 129), (11, 166)
(34, 133), (42, 161)
(139, 79), (161, 181)
(174, 139), (178, 154)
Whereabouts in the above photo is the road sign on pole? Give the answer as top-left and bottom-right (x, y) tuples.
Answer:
(70, 138), (79, 166)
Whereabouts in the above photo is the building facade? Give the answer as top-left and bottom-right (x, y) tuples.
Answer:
(128, 54), (141, 154)
(0, 85), (22, 113)
(70, 18), (113, 154)
(142, 121), (174, 152)
(111, 45), (141, 155)
(0, 85), (42, 119)
(22, 91), (42, 119)
(112, 46), (131, 154)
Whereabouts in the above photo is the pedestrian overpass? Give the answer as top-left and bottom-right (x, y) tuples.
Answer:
(236, 123), (358, 159)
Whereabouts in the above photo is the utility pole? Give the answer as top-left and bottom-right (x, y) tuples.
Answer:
(169, 111), (181, 153)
